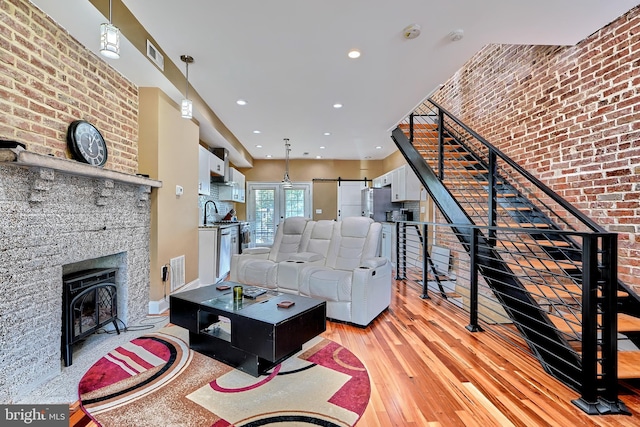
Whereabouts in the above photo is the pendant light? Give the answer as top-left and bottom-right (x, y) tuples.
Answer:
(282, 138), (293, 188)
(100, 0), (120, 59)
(180, 55), (194, 119)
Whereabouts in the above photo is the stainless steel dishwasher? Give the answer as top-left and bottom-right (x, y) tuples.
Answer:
(217, 227), (232, 281)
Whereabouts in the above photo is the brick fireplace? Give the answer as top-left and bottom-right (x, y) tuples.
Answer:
(0, 148), (161, 403)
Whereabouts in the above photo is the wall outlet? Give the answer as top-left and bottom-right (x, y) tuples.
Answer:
(315, 209), (322, 214)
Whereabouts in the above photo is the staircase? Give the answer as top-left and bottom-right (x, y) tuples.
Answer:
(390, 98), (640, 415)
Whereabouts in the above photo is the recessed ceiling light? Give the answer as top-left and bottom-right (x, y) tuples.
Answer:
(323, 132), (331, 136)
(316, 155), (322, 159)
(253, 130), (261, 134)
(348, 49), (361, 59)
(333, 103), (343, 109)
(236, 99), (247, 105)
(375, 146), (382, 149)
(319, 146), (325, 149)
(266, 154), (272, 158)
(255, 144), (263, 148)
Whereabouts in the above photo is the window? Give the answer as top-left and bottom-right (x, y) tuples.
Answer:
(246, 182), (311, 246)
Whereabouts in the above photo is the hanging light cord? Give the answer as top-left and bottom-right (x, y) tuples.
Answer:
(284, 138), (291, 181)
(185, 61), (189, 100)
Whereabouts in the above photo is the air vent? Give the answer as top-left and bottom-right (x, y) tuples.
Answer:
(170, 255), (185, 291)
(146, 40), (164, 71)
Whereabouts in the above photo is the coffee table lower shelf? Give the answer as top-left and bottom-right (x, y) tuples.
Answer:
(190, 331), (301, 377)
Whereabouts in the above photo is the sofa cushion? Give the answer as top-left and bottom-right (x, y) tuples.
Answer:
(298, 219), (334, 260)
(300, 267), (352, 302)
(268, 217), (312, 262)
(325, 217), (376, 271)
(235, 259), (278, 288)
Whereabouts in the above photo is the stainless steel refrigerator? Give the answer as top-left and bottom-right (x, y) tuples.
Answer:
(361, 187), (397, 222)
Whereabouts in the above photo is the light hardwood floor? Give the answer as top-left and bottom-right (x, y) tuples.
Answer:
(70, 279), (640, 426)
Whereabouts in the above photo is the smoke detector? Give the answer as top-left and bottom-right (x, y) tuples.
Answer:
(403, 24), (421, 40)
(449, 29), (464, 42)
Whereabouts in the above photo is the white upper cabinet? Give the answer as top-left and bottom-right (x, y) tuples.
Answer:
(373, 165), (421, 201)
(198, 145), (211, 195)
(391, 165), (421, 201)
(218, 167), (246, 203)
(209, 152), (225, 176)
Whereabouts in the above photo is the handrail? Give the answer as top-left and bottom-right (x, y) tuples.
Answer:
(427, 98), (605, 232)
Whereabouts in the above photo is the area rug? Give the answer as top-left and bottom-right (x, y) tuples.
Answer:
(78, 325), (370, 426)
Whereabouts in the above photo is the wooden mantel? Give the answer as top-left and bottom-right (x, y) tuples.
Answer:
(0, 146), (162, 188)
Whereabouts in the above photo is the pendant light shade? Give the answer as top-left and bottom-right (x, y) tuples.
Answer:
(180, 55), (194, 119)
(282, 138), (293, 188)
(181, 99), (193, 119)
(100, 0), (120, 59)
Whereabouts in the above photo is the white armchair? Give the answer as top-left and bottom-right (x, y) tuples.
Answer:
(229, 216), (310, 287)
(297, 217), (391, 326)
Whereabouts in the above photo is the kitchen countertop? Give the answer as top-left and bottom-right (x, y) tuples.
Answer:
(199, 222), (241, 229)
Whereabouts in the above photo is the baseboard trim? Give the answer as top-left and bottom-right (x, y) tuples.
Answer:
(148, 297), (170, 315)
(148, 279), (204, 314)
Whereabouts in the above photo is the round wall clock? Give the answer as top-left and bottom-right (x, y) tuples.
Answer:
(66, 120), (108, 166)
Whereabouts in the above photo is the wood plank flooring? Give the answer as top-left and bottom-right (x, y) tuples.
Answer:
(69, 278), (640, 426)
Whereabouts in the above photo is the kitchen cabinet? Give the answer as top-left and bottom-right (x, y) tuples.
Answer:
(219, 167), (246, 203)
(230, 224), (240, 256)
(210, 152), (225, 177)
(373, 165), (421, 201)
(198, 145), (211, 195)
(373, 172), (392, 188)
(381, 223), (393, 264)
(391, 165), (421, 201)
(198, 227), (218, 284)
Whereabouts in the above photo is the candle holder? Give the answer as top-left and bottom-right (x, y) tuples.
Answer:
(233, 285), (243, 301)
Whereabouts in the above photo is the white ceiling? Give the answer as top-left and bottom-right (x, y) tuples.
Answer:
(30, 0), (638, 167)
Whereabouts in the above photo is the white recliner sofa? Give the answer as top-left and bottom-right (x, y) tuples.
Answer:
(229, 216), (392, 326)
(230, 216), (310, 286)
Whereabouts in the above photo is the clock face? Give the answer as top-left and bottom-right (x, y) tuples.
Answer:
(66, 120), (108, 166)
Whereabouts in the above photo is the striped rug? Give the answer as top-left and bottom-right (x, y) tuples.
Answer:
(78, 326), (370, 426)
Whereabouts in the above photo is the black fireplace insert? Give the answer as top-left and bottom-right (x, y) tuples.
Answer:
(61, 268), (120, 366)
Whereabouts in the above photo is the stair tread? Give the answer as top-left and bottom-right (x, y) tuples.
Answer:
(398, 123), (438, 130)
(550, 313), (640, 334)
(499, 222), (553, 228)
(519, 258), (580, 271)
(618, 351), (640, 379)
(527, 284), (628, 301)
(521, 238), (572, 248)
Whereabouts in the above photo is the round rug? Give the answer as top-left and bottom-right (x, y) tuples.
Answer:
(78, 325), (370, 427)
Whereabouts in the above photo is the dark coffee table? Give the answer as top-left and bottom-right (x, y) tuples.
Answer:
(170, 282), (326, 376)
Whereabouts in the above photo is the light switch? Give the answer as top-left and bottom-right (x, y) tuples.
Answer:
(420, 206), (425, 213)
(315, 209), (322, 214)
(176, 185), (184, 196)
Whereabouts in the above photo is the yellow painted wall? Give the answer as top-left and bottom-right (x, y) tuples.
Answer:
(139, 88), (199, 301)
(239, 158), (386, 220)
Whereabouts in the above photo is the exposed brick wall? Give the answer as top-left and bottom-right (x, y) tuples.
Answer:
(432, 6), (640, 288)
(0, 0), (139, 174)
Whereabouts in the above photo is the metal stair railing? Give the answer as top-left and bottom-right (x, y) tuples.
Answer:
(390, 98), (630, 415)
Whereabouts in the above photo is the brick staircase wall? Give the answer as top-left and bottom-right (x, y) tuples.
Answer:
(432, 5), (640, 291)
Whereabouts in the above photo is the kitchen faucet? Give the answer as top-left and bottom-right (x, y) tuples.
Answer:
(203, 200), (218, 225)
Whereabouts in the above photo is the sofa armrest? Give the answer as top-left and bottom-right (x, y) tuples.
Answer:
(241, 247), (271, 257)
(360, 257), (387, 269)
(350, 259), (393, 326)
(289, 251), (324, 262)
